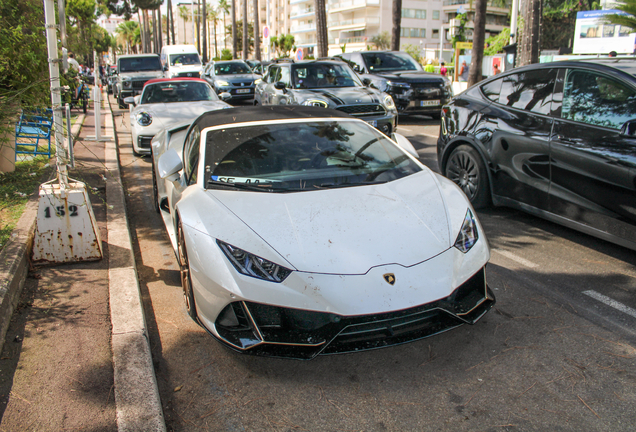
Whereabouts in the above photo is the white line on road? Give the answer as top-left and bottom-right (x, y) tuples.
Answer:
(494, 249), (539, 268)
(583, 290), (636, 319)
(398, 127), (412, 132)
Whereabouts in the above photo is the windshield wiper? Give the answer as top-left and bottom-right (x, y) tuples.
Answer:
(314, 181), (386, 189)
(207, 179), (274, 192)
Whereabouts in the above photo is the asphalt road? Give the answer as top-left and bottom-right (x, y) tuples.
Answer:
(112, 100), (636, 431)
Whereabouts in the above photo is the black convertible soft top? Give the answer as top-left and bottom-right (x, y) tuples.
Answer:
(193, 105), (353, 130)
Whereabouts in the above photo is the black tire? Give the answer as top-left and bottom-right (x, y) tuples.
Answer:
(177, 221), (197, 319)
(151, 159), (160, 214)
(445, 145), (490, 209)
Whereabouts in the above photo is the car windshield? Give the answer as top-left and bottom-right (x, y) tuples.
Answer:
(203, 120), (421, 192)
(361, 52), (423, 72)
(214, 62), (252, 75)
(119, 57), (162, 72)
(140, 82), (218, 103)
(170, 53), (201, 66)
(291, 63), (361, 89)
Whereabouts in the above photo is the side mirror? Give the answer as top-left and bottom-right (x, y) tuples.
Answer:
(163, 65), (168, 71)
(219, 92), (232, 101)
(362, 78), (372, 87)
(391, 132), (419, 159)
(274, 81), (286, 90)
(353, 65), (362, 73)
(123, 96), (135, 105)
(158, 148), (183, 179)
(133, 95), (141, 105)
(620, 119), (636, 136)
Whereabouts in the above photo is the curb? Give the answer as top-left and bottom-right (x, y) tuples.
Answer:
(104, 93), (166, 431)
(0, 112), (85, 354)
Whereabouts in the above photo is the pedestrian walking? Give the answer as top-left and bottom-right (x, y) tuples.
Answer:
(440, 62), (447, 77)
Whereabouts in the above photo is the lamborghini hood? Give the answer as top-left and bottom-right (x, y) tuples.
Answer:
(211, 170), (453, 274)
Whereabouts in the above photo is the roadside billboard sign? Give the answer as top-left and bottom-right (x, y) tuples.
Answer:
(573, 10), (636, 54)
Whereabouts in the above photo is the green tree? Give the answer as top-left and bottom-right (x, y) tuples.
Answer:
(271, 34), (295, 57)
(178, 4), (191, 44)
(116, 20), (139, 54)
(220, 48), (232, 60)
(370, 31), (391, 50)
(402, 44), (422, 63)
(601, 0), (636, 30)
(227, 20), (253, 56)
(0, 0), (49, 132)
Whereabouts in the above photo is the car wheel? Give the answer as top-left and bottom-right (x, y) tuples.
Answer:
(151, 158), (160, 214)
(445, 145), (490, 209)
(177, 221), (197, 319)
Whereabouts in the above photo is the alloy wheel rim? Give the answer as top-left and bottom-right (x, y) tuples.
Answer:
(447, 152), (479, 199)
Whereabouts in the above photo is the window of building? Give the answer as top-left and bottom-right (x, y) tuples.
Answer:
(433, 10), (440, 20)
(402, 9), (426, 19)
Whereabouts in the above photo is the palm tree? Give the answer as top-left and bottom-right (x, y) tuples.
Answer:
(116, 20), (139, 54)
(179, 5), (191, 44)
(253, 0), (260, 60)
(391, 0), (401, 51)
(467, 0), (487, 86)
(602, 0), (636, 30)
(203, 1), (208, 62)
(218, 0), (230, 49)
(315, 0), (328, 57)
(243, 0), (248, 59)
(167, 0), (175, 45)
(207, 7), (220, 59)
(231, 0), (237, 58)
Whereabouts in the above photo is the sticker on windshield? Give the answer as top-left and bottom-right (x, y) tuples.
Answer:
(211, 175), (279, 184)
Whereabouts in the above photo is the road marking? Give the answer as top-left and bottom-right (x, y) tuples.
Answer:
(398, 127), (412, 132)
(494, 249), (539, 268)
(583, 290), (636, 319)
(421, 133), (439, 138)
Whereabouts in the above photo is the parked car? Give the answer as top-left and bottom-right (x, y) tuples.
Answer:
(336, 51), (452, 119)
(114, 54), (164, 109)
(254, 59), (398, 135)
(106, 65), (117, 94)
(150, 105), (494, 359)
(438, 59), (636, 251)
(202, 60), (260, 101)
(123, 78), (231, 155)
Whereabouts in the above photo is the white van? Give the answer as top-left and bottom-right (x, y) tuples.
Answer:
(160, 45), (203, 78)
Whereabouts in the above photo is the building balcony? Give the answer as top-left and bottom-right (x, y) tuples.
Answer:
(290, 11), (315, 20)
(327, 16), (379, 31)
(328, 0), (380, 13)
(290, 0), (311, 4)
(442, 1), (510, 15)
(290, 23), (317, 33)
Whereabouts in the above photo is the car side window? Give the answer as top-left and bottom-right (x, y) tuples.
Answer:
(561, 69), (636, 129)
(481, 77), (503, 102)
(183, 125), (201, 185)
(280, 67), (291, 87)
(498, 69), (557, 115)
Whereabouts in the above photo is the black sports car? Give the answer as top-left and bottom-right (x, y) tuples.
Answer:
(437, 59), (636, 251)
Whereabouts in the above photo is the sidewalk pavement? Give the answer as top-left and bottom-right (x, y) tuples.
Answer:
(0, 90), (165, 431)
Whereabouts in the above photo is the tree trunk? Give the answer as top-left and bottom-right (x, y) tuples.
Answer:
(202, 0), (208, 62)
(391, 0), (402, 51)
(315, 0), (328, 58)
(214, 20), (218, 58)
(223, 12), (227, 50)
(253, 0), (261, 60)
(467, 0), (487, 86)
(243, 0), (248, 59)
(197, 1), (201, 53)
(138, 9), (145, 53)
(167, 0), (174, 45)
(517, 0), (542, 66)
(232, 0), (237, 58)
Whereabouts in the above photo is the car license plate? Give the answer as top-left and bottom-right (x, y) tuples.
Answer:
(419, 99), (440, 107)
(236, 89), (250, 94)
(366, 120), (377, 127)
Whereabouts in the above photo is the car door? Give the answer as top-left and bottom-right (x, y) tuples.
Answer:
(549, 67), (636, 244)
(271, 65), (292, 105)
(481, 68), (559, 210)
(170, 125), (200, 217)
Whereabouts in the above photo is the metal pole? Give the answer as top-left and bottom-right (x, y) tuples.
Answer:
(66, 104), (74, 168)
(510, 0), (519, 45)
(266, 0), (270, 61)
(43, 0), (68, 188)
(439, 26), (444, 66)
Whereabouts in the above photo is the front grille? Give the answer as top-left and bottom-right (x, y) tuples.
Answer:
(410, 81), (445, 90)
(337, 104), (386, 117)
(232, 81), (253, 87)
(177, 72), (199, 77)
(132, 80), (147, 90)
(138, 136), (153, 149)
(212, 267), (493, 359)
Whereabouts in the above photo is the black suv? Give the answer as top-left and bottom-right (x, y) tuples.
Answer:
(437, 59), (636, 250)
(254, 59), (397, 135)
(336, 51), (452, 119)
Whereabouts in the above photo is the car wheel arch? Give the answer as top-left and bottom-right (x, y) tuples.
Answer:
(441, 138), (495, 205)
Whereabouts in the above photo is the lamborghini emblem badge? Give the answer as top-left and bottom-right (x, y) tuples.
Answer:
(383, 273), (396, 285)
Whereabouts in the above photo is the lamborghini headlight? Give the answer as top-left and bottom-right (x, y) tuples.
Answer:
(454, 209), (479, 253)
(302, 99), (329, 108)
(218, 240), (292, 282)
(136, 112), (152, 126)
